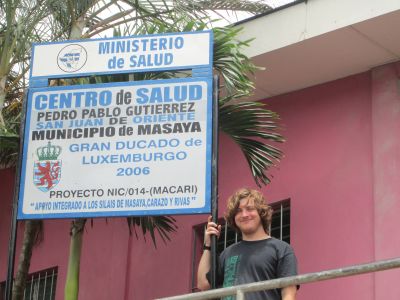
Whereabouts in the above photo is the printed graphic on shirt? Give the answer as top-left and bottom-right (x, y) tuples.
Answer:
(223, 255), (241, 300)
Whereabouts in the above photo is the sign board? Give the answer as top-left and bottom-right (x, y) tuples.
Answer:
(18, 77), (212, 219)
(30, 31), (212, 81)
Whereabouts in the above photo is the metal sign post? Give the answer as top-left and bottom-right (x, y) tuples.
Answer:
(211, 75), (219, 290)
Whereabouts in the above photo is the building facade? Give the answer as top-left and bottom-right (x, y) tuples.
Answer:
(1, 0), (400, 299)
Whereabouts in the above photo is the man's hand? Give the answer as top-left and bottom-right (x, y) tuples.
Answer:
(281, 285), (297, 300)
(204, 215), (222, 246)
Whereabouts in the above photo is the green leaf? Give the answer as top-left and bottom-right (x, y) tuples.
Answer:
(126, 216), (177, 248)
(220, 101), (285, 186)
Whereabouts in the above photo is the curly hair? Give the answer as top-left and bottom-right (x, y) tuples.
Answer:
(224, 188), (273, 234)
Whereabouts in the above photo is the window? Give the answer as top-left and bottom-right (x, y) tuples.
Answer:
(0, 267), (57, 300)
(270, 200), (291, 244)
(191, 200), (291, 291)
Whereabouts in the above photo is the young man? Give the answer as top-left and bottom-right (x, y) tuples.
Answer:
(197, 188), (298, 300)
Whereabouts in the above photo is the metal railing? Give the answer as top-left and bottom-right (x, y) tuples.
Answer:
(157, 257), (400, 300)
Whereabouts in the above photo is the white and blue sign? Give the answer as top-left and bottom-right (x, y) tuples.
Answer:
(30, 31), (212, 81)
(18, 77), (212, 219)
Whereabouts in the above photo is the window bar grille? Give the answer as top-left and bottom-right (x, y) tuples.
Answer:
(29, 274), (33, 300)
(224, 224), (227, 249)
(280, 203), (283, 241)
(42, 271), (47, 300)
(32, 280), (37, 300)
(38, 272), (41, 300)
(191, 228), (197, 292)
(49, 268), (55, 299)
(51, 270), (55, 299)
(202, 224), (206, 246)
(32, 273), (40, 300)
(21, 268), (58, 300)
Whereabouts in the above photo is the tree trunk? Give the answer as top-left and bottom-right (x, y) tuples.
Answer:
(70, 16), (86, 39)
(12, 220), (42, 300)
(64, 218), (86, 300)
(62, 16), (87, 300)
(0, 76), (6, 126)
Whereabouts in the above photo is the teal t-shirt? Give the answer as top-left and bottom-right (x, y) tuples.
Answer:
(217, 238), (298, 300)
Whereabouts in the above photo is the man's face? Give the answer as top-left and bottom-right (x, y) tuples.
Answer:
(234, 197), (263, 235)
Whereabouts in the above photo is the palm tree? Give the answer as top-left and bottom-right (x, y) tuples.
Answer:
(0, 0), (53, 158)
(0, 2), (59, 299)
(1, 1), (283, 299)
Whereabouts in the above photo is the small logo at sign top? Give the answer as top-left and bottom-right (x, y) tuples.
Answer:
(57, 44), (87, 72)
(33, 142), (62, 192)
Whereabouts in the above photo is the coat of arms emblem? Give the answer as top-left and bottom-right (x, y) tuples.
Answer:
(33, 142), (62, 192)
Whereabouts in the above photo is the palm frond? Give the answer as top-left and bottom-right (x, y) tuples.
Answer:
(127, 216), (178, 248)
(0, 131), (19, 167)
(184, 0), (272, 14)
(213, 26), (263, 103)
(220, 102), (285, 186)
(0, 87), (22, 167)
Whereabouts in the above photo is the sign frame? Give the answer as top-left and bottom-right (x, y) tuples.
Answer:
(30, 30), (213, 85)
(18, 76), (213, 219)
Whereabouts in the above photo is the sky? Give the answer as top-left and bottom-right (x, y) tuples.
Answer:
(95, 0), (299, 37)
(216, 0), (298, 24)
